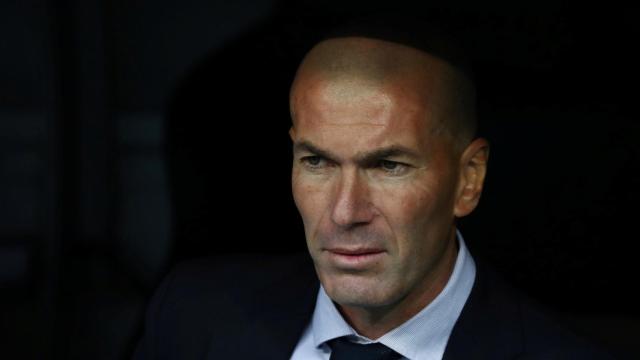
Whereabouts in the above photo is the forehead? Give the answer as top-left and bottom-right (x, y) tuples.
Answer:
(290, 73), (443, 156)
(295, 76), (425, 125)
(294, 80), (442, 159)
(289, 37), (456, 149)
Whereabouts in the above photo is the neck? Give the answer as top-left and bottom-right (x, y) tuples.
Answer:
(337, 228), (459, 339)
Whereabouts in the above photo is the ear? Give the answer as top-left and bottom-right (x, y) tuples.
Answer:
(454, 138), (490, 218)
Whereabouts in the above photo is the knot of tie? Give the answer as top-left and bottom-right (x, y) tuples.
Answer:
(327, 337), (403, 360)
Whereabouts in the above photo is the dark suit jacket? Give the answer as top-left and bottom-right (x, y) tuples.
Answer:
(133, 253), (613, 359)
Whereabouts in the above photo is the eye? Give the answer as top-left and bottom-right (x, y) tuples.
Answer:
(300, 156), (325, 168)
(377, 160), (409, 176)
(380, 160), (399, 170)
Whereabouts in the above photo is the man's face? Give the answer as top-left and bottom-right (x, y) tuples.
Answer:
(289, 43), (468, 312)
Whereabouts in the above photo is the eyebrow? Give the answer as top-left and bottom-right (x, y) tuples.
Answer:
(293, 140), (421, 165)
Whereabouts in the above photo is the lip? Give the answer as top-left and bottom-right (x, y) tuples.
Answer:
(325, 248), (386, 269)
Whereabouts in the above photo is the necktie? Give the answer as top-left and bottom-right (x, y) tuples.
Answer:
(328, 337), (403, 360)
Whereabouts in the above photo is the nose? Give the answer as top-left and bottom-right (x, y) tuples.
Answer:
(330, 168), (374, 228)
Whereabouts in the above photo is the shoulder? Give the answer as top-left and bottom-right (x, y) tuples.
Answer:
(156, 252), (318, 324)
(134, 253), (318, 360)
(164, 253), (315, 300)
(514, 284), (614, 359)
(445, 258), (615, 359)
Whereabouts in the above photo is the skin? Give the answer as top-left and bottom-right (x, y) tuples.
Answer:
(289, 37), (489, 339)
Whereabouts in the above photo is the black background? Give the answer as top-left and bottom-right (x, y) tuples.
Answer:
(0, 0), (638, 359)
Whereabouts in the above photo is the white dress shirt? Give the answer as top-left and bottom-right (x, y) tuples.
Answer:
(290, 229), (476, 360)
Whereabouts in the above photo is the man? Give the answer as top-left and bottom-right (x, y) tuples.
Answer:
(133, 25), (613, 360)
(287, 34), (486, 359)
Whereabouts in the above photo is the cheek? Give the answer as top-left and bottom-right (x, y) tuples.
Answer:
(373, 177), (451, 259)
(292, 175), (328, 229)
(376, 180), (436, 230)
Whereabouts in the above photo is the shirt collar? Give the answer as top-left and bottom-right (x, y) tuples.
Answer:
(310, 229), (477, 360)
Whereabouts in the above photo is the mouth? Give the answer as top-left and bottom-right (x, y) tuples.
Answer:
(324, 248), (386, 269)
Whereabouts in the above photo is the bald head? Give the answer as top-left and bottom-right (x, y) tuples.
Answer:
(290, 37), (476, 153)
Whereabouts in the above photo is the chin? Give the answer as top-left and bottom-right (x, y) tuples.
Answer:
(322, 273), (398, 308)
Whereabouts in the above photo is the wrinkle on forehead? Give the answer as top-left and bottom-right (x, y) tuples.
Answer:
(292, 94), (430, 160)
(323, 83), (392, 126)
(292, 78), (428, 139)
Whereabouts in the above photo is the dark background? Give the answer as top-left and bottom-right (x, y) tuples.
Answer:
(0, 0), (638, 359)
